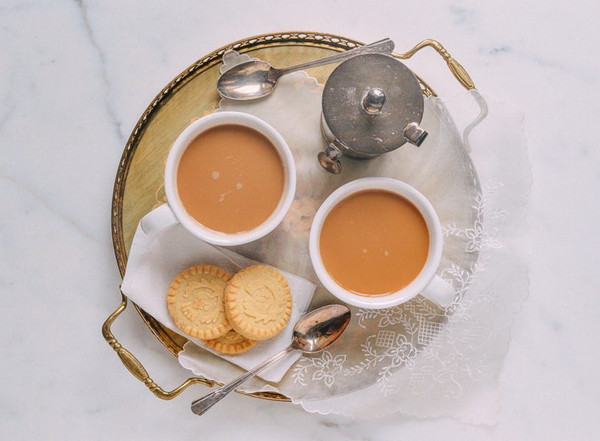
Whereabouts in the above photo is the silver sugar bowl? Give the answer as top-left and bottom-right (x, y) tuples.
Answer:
(319, 53), (427, 174)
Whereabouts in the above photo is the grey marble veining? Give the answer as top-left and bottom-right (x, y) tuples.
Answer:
(74, 0), (124, 143)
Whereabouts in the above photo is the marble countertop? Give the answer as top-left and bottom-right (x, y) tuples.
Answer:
(2, 1), (599, 439)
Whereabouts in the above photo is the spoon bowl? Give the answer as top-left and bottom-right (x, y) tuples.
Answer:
(217, 60), (275, 100)
(292, 304), (351, 353)
(190, 304), (351, 415)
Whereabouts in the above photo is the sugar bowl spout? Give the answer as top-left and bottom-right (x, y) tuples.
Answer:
(403, 122), (428, 147)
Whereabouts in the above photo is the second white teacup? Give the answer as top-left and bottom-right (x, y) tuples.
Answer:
(309, 177), (455, 309)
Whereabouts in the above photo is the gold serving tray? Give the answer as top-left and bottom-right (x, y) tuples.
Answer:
(103, 31), (475, 401)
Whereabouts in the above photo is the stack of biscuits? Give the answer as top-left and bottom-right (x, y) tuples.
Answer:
(167, 264), (292, 355)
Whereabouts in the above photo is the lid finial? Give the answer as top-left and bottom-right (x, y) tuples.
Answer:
(361, 88), (386, 115)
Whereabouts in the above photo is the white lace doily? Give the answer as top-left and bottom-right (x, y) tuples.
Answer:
(178, 51), (530, 424)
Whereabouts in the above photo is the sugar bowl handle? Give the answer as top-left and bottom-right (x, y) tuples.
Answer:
(403, 122), (428, 147)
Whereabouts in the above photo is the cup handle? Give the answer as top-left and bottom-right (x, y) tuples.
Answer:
(140, 203), (179, 236)
(422, 275), (455, 308)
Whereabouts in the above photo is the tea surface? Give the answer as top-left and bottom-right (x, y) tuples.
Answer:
(177, 125), (284, 233)
(319, 190), (429, 295)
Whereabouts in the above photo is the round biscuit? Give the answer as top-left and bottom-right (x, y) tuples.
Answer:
(225, 265), (292, 341)
(167, 264), (232, 340)
(203, 330), (257, 355)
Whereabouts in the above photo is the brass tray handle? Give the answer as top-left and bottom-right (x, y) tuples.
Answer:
(102, 292), (213, 400)
(397, 39), (476, 90)
(397, 39), (486, 153)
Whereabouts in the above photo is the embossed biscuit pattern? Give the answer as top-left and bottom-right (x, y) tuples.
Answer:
(167, 264), (233, 340)
(225, 265), (292, 341)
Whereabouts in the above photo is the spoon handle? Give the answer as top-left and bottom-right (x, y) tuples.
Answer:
(190, 346), (295, 416)
(277, 38), (395, 76)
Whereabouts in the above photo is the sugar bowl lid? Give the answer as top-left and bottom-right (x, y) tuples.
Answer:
(322, 53), (426, 157)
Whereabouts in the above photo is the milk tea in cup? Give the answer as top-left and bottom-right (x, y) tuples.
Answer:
(319, 189), (429, 296)
(309, 178), (455, 309)
(177, 124), (284, 234)
(164, 112), (296, 246)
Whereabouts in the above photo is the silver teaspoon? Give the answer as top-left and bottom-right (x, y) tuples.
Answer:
(217, 38), (395, 100)
(190, 304), (351, 415)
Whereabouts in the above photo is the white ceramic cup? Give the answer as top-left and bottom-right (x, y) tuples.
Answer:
(309, 177), (455, 309)
(162, 111), (296, 246)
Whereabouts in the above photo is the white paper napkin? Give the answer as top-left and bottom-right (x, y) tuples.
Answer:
(121, 204), (316, 383)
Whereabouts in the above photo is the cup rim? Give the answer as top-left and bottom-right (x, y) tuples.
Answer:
(309, 177), (443, 309)
(164, 111), (296, 246)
